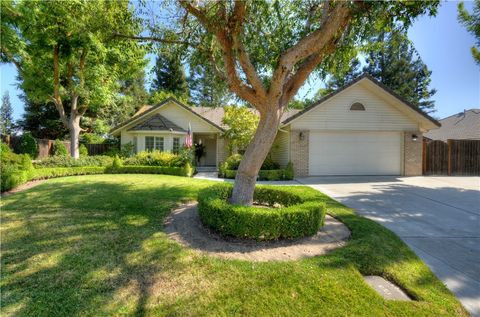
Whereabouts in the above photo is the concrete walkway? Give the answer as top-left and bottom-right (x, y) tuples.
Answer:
(298, 176), (480, 317)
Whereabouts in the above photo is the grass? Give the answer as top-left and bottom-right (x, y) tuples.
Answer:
(0, 174), (468, 316)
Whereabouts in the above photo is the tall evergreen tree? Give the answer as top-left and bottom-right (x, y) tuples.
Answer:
(0, 91), (14, 135)
(188, 64), (232, 107)
(322, 29), (437, 113)
(151, 53), (189, 99)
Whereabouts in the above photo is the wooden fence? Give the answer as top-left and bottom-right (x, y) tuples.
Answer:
(84, 143), (118, 156)
(423, 139), (480, 175)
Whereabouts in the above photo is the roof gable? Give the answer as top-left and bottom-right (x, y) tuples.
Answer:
(424, 109), (480, 141)
(128, 114), (186, 132)
(281, 74), (440, 130)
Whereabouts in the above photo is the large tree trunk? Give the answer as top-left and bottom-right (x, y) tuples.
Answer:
(68, 116), (81, 159)
(230, 109), (283, 205)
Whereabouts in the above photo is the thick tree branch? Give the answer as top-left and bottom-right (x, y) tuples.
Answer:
(269, 2), (352, 102)
(1, 45), (23, 73)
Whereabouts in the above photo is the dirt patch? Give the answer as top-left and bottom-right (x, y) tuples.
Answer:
(1, 179), (47, 197)
(164, 202), (350, 262)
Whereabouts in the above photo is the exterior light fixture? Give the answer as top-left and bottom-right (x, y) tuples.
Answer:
(299, 132), (305, 141)
(412, 134), (418, 141)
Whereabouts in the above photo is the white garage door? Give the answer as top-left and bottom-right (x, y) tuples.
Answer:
(309, 131), (402, 175)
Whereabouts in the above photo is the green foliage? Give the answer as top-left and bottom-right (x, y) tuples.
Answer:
(53, 140), (68, 157)
(105, 165), (190, 177)
(120, 142), (135, 158)
(221, 168), (293, 181)
(17, 133), (38, 158)
(151, 52), (189, 99)
(182, 162), (194, 177)
(284, 161), (294, 180)
(222, 106), (259, 154)
(261, 156), (280, 170)
(123, 150), (184, 167)
(34, 155), (113, 168)
(188, 63), (232, 107)
(321, 29), (437, 112)
(81, 133), (105, 144)
(458, 0), (480, 65)
(0, 143), (33, 192)
(79, 144), (88, 157)
(0, 91), (14, 135)
(30, 166), (106, 180)
(112, 155), (123, 169)
(198, 184), (325, 240)
(222, 154), (280, 171)
(149, 91), (190, 106)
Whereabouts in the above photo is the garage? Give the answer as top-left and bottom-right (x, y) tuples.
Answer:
(309, 131), (402, 175)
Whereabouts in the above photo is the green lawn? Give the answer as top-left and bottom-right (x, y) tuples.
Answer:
(0, 174), (467, 316)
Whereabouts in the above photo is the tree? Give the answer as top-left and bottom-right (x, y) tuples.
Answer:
(321, 29), (437, 112)
(151, 52), (189, 99)
(128, 0), (439, 205)
(222, 106), (259, 154)
(1, 0), (146, 158)
(189, 64), (232, 107)
(0, 91), (14, 135)
(458, 0), (480, 65)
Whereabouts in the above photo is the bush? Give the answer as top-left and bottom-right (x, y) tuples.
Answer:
(105, 165), (189, 176)
(79, 144), (88, 157)
(31, 166), (106, 180)
(120, 142), (134, 158)
(220, 167), (294, 181)
(17, 133), (38, 158)
(112, 155), (123, 168)
(53, 139), (69, 156)
(182, 162), (194, 177)
(1, 143), (34, 192)
(34, 155), (113, 168)
(222, 154), (280, 171)
(261, 156), (280, 170)
(123, 151), (182, 167)
(284, 161), (294, 180)
(198, 184), (326, 240)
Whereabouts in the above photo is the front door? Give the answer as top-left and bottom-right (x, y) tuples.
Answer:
(194, 134), (217, 166)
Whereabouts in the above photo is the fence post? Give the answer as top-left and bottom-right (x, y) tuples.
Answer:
(447, 139), (452, 176)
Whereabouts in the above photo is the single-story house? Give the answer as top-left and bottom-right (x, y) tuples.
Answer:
(111, 74), (440, 177)
(424, 109), (480, 141)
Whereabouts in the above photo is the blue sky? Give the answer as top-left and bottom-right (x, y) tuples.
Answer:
(1, 1), (478, 121)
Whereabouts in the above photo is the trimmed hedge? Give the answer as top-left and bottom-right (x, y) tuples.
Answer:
(31, 167), (106, 180)
(1, 143), (34, 192)
(105, 165), (192, 177)
(198, 183), (326, 240)
(34, 155), (114, 168)
(221, 169), (293, 181)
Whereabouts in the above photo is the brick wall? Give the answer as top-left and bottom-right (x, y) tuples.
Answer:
(404, 131), (423, 176)
(290, 130), (309, 177)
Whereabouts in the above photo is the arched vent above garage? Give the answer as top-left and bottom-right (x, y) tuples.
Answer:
(350, 102), (366, 111)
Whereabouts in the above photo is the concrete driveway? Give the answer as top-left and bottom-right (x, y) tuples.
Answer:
(298, 176), (480, 317)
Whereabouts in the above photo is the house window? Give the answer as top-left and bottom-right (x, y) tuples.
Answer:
(133, 136), (138, 154)
(145, 136), (164, 151)
(145, 136), (155, 151)
(173, 137), (180, 154)
(155, 137), (164, 151)
(350, 102), (366, 111)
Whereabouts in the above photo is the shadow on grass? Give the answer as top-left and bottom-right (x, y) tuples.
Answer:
(1, 175), (208, 316)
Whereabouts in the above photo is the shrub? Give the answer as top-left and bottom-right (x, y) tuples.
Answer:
(34, 155), (113, 168)
(284, 161), (294, 180)
(31, 166), (106, 180)
(223, 154), (242, 170)
(198, 184), (326, 240)
(105, 165), (189, 176)
(79, 144), (89, 157)
(120, 142), (134, 158)
(81, 133), (105, 144)
(123, 151), (180, 167)
(1, 143), (34, 192)
(17, 133), (38, 158)
(221, 168), (294, 181)
(261, 156), (280, 170)
(182, 162), (194, 177)
(112, 155), (123, 168)
(53, 139), (68, 156)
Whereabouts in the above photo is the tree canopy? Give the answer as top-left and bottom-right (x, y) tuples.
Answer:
(222, 106), (259, 154)
(0, 91), (14, 135)
(321, 28), (437, 112)
(1, 0), (146, 157)
(458, 0), (480, 65)
(151, 52), (189, 99)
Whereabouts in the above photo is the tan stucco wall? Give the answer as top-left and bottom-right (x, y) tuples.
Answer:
(404, 131), (423, 176)
(290, 130), (309, 177)
(216, 136), (228, 167)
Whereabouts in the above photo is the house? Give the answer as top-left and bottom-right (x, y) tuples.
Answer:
(111, 74), (440, 176)
(423, 109), (480, 141)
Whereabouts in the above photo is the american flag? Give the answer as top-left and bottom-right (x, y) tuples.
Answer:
(185, 123), (193, 148)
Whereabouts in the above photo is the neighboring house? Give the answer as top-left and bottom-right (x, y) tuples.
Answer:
(424, 109), (480, 141)
(111, 74), (440, 176)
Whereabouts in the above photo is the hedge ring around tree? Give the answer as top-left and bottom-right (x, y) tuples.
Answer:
(197, 184), (326, 240)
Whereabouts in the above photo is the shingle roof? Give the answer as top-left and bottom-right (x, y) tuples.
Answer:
(424, 109), (480, 141)
(128, 114), (186, 132)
